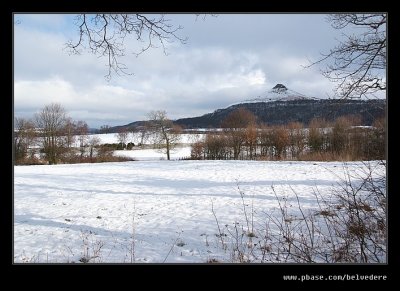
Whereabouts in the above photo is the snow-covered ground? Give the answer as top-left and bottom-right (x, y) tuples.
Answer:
(114, 147), (191, 161)
(86, 132), (204, 146)
(90, 132), (195, 160)
(14, 160), (385, 263)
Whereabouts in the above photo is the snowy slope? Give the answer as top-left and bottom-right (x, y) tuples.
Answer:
(14, 160), (385, 263)
(114, 147), (191, 161)
(234, 84), (318, 105)
(80, 133), (204, 146)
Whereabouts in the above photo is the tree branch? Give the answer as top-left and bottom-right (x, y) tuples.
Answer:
(307, 14), (386, 99)
(66, 14), (188, 80)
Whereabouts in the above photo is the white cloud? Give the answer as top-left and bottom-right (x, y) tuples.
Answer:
(14, 77), (76, 109)
(14, 77), (152, 125)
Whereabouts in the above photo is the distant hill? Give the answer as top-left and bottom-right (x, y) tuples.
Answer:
(106, 84), (385, 132)
(175, 99), (385, 129)
(105, 121), (147, 134)
(175, 84), (385, 128)
(238, 83), (319, 103)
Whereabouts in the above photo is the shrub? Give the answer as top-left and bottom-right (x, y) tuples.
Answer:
(126, 142), (135, 150)
(190, 141), (204, 160)
(211, 161), (386, 263)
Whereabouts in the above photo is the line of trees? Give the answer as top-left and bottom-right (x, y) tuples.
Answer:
(191, 108), (385, 161)
(14, 103), (130, 165)
(15, 104), (384, 164)
(14, 104), (182, 164)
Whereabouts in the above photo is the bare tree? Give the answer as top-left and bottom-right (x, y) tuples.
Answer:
(221, 108), (256, 160)
(309, 14), (386, 99)
(204, 134), (228, 160)
(244, 122), (258, 160)
(128, 125), (150, 148)
(66, 14), (187, 79)
(190, 141), (205, 160)
(287, 122), (305, 160)
(368, 116), (386, 160)
(14, 117), (36, 163)
(117, 128), (129, 149)
(308, 118), (328, 154)
(35, 103), (68, 165)
(331, 116), (351, 154)
(99, 124), (111, 134)
(63, 117), (76, 150)
(88, 136), (101, 162)
(76, 120), (89, 159)
(127, 126), (137, 144)
(270, 125), (289, 160)
(147, 110), (181, 160)
(258, 124), (273, 159)
(138, 126), (150, 148)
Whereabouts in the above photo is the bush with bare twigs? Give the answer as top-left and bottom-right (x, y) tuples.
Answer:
(211, 161), (386, 263)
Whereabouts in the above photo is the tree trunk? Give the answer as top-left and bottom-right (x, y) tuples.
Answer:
(166, 139), (170, 160)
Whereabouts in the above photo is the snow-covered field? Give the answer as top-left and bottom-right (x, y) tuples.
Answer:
(86, 132), (204, 146)
(114, 147), (191, 161)
(14, 160), (385, 263)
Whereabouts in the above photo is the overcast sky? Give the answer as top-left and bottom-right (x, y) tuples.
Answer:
(14, 14), (372, 128)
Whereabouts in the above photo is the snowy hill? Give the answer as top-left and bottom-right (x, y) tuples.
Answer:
(175, 99), (385, 129)
(240, 84), (318, 103)
(174, 83), (385, 128)
(107, 84), (385, 131)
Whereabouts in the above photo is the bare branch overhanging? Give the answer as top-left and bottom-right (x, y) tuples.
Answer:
(66, 14), (188, 80)
(307, 14), (386, 99)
